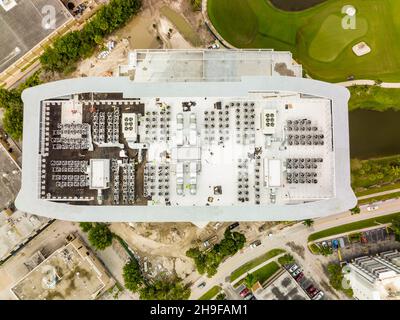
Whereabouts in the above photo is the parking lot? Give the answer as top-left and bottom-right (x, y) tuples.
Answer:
(0, 148), (21, 210)
(315, 226), (400, 261)
(255, 269), (309, 300)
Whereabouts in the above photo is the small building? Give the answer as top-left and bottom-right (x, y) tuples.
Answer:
(10, 234), (114, 300)
(0, 208), (50, 263)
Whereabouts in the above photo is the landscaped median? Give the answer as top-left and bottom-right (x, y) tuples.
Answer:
(233, 261), (281, 289)
(357, 192), (400, 206)
(308, 212), (400, 243)
(229, 248), (285, 282)
(198, 285), (222, 300)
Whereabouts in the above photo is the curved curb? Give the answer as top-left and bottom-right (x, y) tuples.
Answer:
(201, 0), (237, 49)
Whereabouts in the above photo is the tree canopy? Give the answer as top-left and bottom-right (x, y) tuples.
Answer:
(122, 259), (190, 300)
(0, 71), (41, 140)
(186, 228), (246, 277)
(303, 219), (314, 227)
(79, 222), (94, 232)
(40, 0), (142, 73)
(123, 259), (145, 293)
(139, 280), (190, 300)
(392, 217), (400, 240)
(87, 223), (113, 250)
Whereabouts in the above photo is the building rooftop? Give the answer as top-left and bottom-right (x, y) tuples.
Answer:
(0, 0), (71, 73)
(10, 235), (113, 300)
(346, 250), (400, 300)
(122, 49), (302, 81)
(16, 50), (356, 222)
(0, 209), (50, 262)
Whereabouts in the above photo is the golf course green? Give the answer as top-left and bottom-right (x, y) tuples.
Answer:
(207, 0), (400, 82)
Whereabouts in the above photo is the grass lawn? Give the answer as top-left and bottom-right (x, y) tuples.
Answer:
(355, 182), (400, 197)
(308, 212), (400, 242)
(357, 191), (400, 206)
(207, 0), (400, 82)
(233, 261), (280, 288)
(160, 6), (202, 46)
(348, 86), (400, 112)
(229, 248), (285, 282)
(308, 15), (368, 63)
(198, 285), (221, 300)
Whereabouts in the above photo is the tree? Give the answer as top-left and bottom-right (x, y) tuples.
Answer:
(244, 273), (257, 289)
(327, 263), (353, 297)
(391, 217), (400, 240)
(186, 228), (247, 277)
(278, 253), (294, 266)
(303, 219), (314, 228)
(88, 223), (113, 250)
(79, 222), (93, 232)
(139, 280), (190, 300)
(215, 292), (226, 300)
(0, 71), (42, 140)
(40, 0), (143, 73)
(123, 259), (145, 293)
(350, 206), (361, 215)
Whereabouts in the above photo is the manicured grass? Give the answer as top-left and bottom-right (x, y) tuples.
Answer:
(198, 285), (221, 300)
(357, 191), (400, 206)
(308, 212), (400, 242)
(252, 261), (280, 284)
(233, 261), (281, 288)
(160, 6), (202, 46)
(229, 248), (285, 282)
(355, 182), (400, 197)
(207, 0), (400, 82)
(308, 15), (368, 62)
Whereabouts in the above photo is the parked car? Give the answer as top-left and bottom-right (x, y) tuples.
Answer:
(197, 282), (206, 289)
(243, 293), (254, 300)
(294, 272), (304, 282)
(250, 295), (257, 300)
(239, 288), (250, 297)
(288, 264), (299, 273)
(312, 291), (324, 300)
(292, 268), (302, 277)
(229, 222), (240, 230)
(306, 285), (318, 296)
(250, 240), (262, 249)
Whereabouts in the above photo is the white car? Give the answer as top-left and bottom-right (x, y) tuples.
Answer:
(292, 268), (302, 277)
(288, 264), (299, 273)
(312, 291), (324, 300)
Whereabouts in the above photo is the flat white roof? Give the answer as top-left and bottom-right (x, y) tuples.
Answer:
(268, 159), (281, 188)
(89, 159), (109, 189)
(15, 50), (356, 222)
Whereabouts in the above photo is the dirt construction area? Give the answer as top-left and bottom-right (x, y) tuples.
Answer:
(71, 0), (214, 78)
(110, 221), (276, 283)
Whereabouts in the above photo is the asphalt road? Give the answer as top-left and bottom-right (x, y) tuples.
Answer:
(189, 200), (400, 300)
